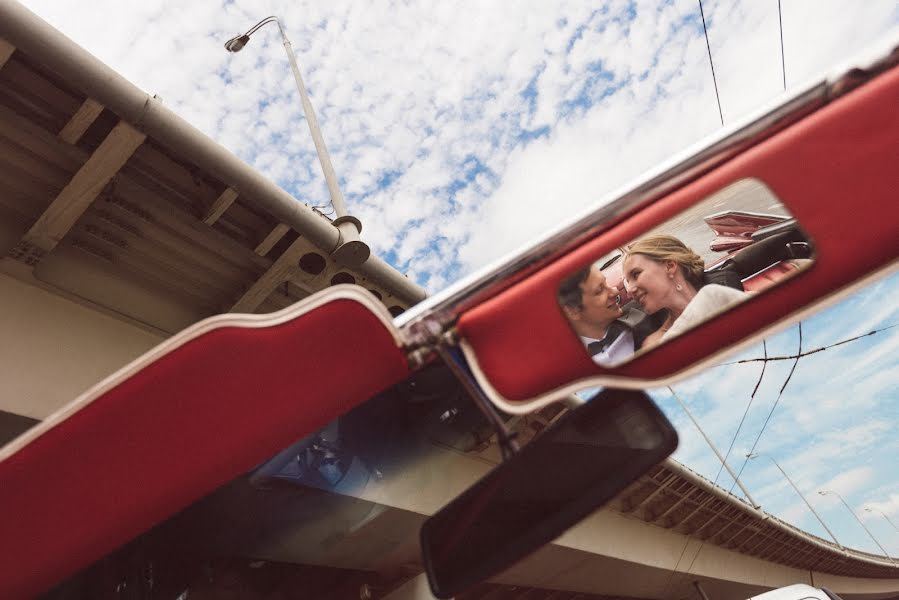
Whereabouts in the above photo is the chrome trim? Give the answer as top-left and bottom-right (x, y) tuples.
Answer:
(702, 210), (791, 221)
(750, 218), (800, 241)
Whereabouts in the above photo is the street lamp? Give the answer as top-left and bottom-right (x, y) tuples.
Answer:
(864, 507), (899, 536)
(745, 453), (842, 549)
(818, 490), (896, 563)
(224, 17), (369, 267)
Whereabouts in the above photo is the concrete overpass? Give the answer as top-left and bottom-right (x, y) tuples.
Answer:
(0, 0), (425, 427)
(0, 2), (897, 598)
(150, 403), (897, 600)
(219, 430), (897, 600)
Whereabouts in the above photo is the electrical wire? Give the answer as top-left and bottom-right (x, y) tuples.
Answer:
(698, 0), (724, 126)
(777, 0), (787, 90)
(310, 204), (336, 217)
(675, 326), (805, 578)
(718, 323), (898, 366)
(711, 340), (767, 485)
(661, 342), (767, 593)
(729, 322), (802, 496)
(661, 316), (896, 584)
(676, 324), (800, 578)
(673, 311), (898, 579)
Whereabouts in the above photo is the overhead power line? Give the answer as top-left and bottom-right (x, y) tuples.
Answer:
(777, 0), (787, 90)
(712, 340), (767, 485)
(730, 323), (802, 491)
(660, 314), (896, 584)
(698, 0), (724, 126)
(719, 323), (899, 366)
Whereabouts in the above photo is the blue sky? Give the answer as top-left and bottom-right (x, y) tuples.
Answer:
(651, 269), (899, 556)
(18, 0), (899, 558)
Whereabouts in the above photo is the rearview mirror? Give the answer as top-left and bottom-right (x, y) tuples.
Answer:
(419, 389), (678, 598)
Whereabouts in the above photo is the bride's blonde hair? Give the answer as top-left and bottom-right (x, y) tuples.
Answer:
(625, 235), (705, 289)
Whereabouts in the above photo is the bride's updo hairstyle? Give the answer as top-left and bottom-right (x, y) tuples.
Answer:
(625, 235), (705, 289)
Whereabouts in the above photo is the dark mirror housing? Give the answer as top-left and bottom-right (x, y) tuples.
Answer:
(419, 389), (678, 598)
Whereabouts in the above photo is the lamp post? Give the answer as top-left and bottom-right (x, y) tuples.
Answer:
(667, 387), (760, 508)
(865, 507), (899, 536)
(818, 490), (896, 563)
(746, 453), (842, 549)
(224, 17), (368, 267)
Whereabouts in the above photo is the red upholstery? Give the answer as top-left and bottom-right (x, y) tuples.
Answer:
(459, 64), (899, 402)
(0, 297), (410, 598)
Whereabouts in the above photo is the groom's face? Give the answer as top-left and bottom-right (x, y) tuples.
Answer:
(574, 267), (623, 327)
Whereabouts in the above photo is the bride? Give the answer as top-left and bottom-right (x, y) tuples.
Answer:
(622, 235), (745, 349)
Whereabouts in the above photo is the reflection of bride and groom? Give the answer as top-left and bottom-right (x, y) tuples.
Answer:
(559, 235), (745, 364)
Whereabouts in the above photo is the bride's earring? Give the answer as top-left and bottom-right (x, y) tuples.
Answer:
(668, 272), (682, 291)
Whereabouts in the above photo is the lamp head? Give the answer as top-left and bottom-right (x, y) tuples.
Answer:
(224, 34), (251, 52)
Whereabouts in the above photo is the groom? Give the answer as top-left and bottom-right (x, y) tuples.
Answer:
(558, 265), (657, 365)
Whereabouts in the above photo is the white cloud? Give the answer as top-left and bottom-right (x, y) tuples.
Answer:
(23, 0), (896, 285)
(863, 493), (899, 520)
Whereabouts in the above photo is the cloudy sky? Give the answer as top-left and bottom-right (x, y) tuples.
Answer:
(17, 0), (898, 559)
(651, 269), (899, 560)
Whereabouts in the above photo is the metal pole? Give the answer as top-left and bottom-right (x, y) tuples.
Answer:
(226, 17), (368, 266)
(752, 455), (842, 549)
(274, 20), (346, 219)
(866, 508), (899, 536)
(668, 387), (760, 508)
(272, 20), (369, 266)
(821, 490), (896, 563)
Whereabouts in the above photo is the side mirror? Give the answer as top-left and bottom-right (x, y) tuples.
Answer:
(419, 389), (678, 598)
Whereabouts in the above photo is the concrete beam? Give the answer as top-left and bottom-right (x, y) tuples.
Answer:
(230, 236), (310, 313)
(624, 474), (676, 513)
(254, 222), (290, 256)
(672, 497), (715, 529)
(12, 120), (145, 265)
(0, 273), (163, 419)
(57, 98), (104, 145)
(653, 491), (694, 524)
(732, 527), (768, 554)
(710, 519), (734, 543)
(693, 504), (730, 537)
(202, 187), (238, 226)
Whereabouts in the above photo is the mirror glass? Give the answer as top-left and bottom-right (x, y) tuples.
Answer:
(557, 178), (815, 366)
(419, 389), (678, 599)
